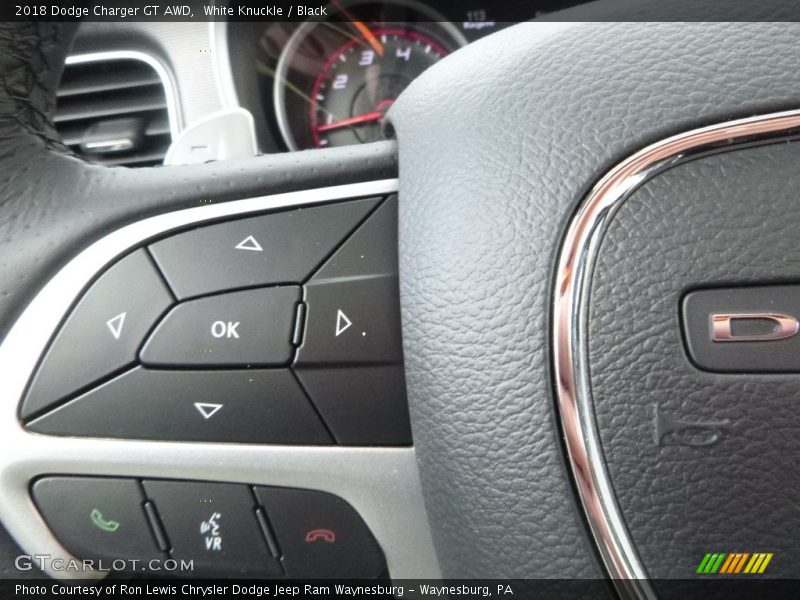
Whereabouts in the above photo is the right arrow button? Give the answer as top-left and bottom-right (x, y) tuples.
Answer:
(293, 196), (411, 445)
(296, 276), (402, 366)
(334, 309), (352, 337)
(295, 196), (403, 367)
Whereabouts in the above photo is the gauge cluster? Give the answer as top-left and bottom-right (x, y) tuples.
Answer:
(225, 0), (580, 152)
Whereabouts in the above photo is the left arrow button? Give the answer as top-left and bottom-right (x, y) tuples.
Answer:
(106, 312), (127, 340)
(21, 250), (174, 420)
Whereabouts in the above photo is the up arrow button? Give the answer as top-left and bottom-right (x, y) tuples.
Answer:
(148, 197), (380, 300)
(235, 235), (263, 252)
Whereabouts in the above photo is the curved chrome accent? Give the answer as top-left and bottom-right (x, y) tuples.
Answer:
(66, 51), (184, 140)
(0, 179), (441, 581)
(553, 110), (800, 599)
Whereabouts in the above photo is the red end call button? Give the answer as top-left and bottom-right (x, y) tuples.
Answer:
(254, 486), (385, 578)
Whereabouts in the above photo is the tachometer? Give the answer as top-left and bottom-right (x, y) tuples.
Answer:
(272, 1), (465, 150)
(309, 28), (448, 148)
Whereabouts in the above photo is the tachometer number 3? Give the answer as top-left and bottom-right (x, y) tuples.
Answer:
(359, 50), (375, 66)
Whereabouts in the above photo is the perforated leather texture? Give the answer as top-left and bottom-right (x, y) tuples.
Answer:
(391, 20), (800, 579)
(589, 143), (800, 586)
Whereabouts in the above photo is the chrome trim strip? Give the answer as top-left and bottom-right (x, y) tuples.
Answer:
(209, 21), (240, 110)
(0, 179), (441, 581)
(553, 110), (800, 599)
(66, 51), (184, 140)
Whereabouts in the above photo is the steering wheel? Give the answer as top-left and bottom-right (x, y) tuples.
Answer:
(2, 9), (800, 598)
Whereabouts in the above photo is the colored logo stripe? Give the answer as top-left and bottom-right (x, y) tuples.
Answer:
(744, 553), (773, 574)
(697, 552), (773, 574)
(719, 553), (749, 574)
(697, 553), (726, 574)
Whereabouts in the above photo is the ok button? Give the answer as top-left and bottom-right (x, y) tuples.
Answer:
(211, 320), (240, 339)
(141, 286), (300, 367)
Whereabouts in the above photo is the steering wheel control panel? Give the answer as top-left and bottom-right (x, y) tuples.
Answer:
(32, 476), (386, 578)
(20, 195), (411, 446)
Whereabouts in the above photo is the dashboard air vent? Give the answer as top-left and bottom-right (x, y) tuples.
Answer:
(55, 56), (175, 167)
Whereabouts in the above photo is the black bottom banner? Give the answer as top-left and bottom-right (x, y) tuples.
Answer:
(8, 579), (800, 600)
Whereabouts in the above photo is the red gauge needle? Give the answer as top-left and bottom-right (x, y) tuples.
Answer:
(316, 110), (384, 133)
(330, 0), (384, 57)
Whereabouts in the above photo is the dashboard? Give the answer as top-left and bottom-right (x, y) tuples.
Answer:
(63, 0), (582, 164)
(6, 10), (800, 593)
(226, 0), (580, 152)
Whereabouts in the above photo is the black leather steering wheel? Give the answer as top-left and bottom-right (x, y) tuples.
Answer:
(3, 10), (800, 598)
